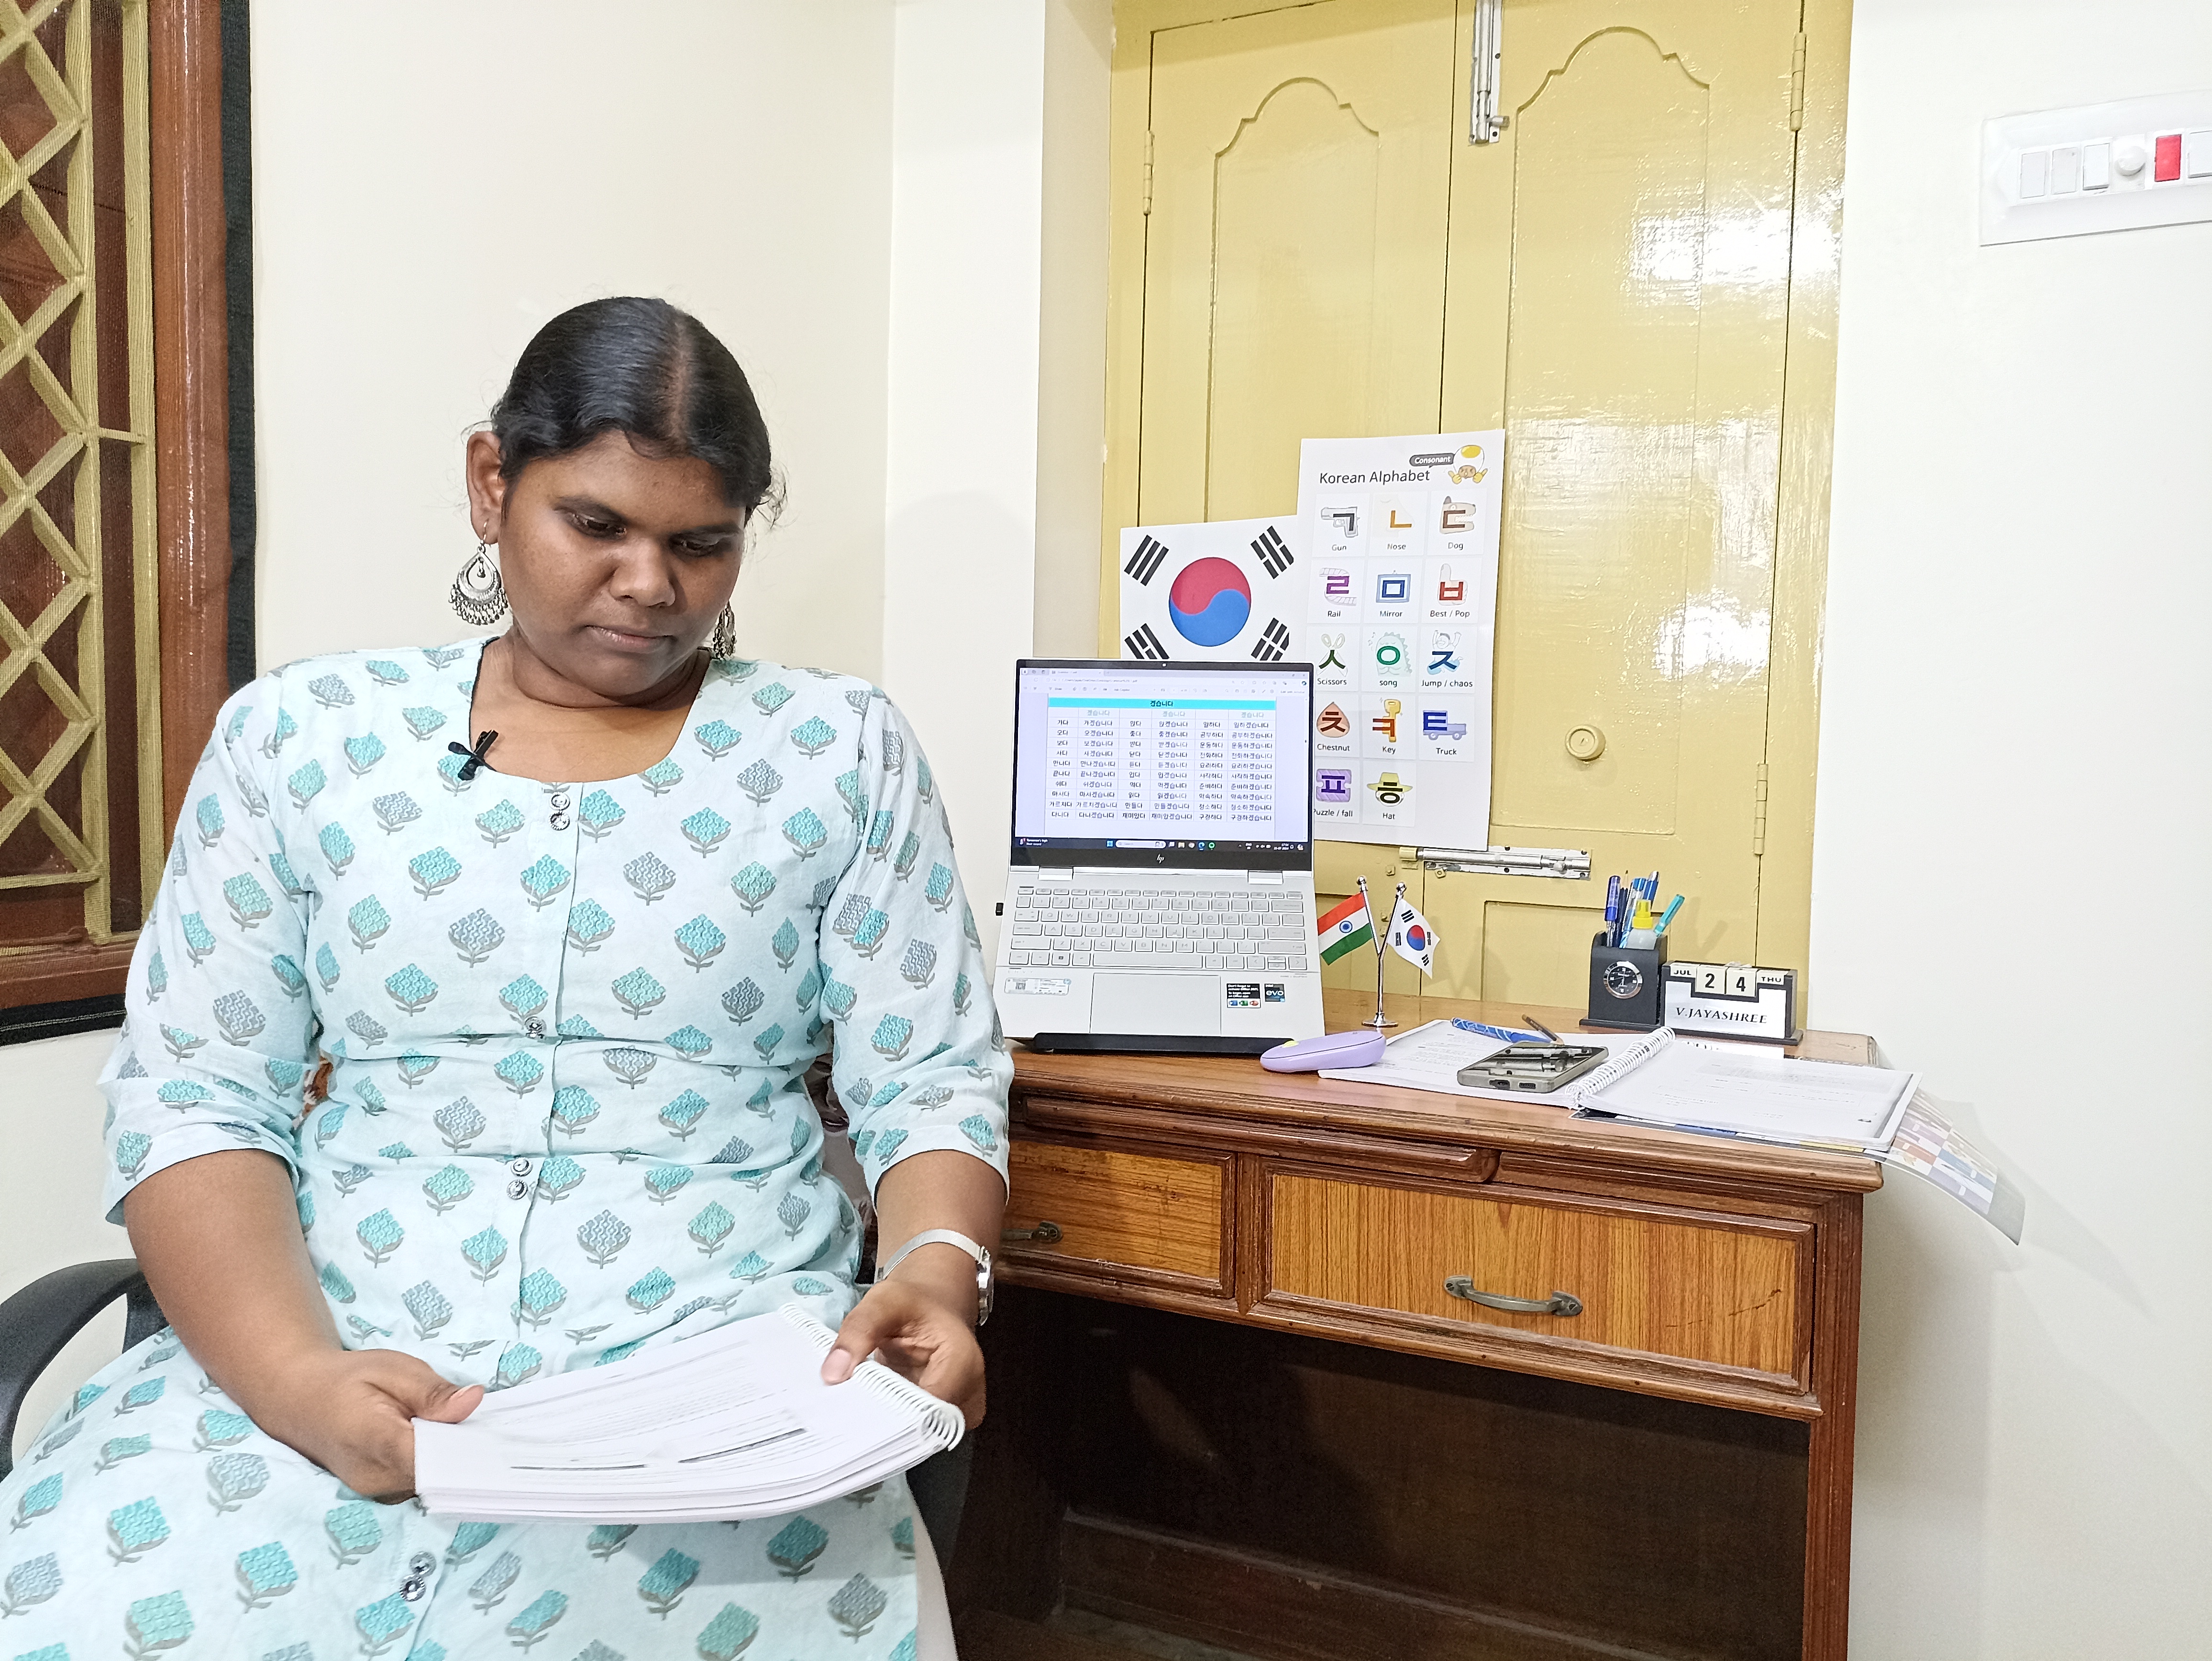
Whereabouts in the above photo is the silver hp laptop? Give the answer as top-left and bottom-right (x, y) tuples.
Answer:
(996, 658), (1324, 1055)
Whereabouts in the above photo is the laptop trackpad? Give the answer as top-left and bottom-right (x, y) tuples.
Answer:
(1091, 974), (1222, 1037)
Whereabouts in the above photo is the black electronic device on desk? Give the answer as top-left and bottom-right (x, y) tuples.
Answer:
(1583, 871), (1679, 1033)
(1451, 1008), (1610, 1097)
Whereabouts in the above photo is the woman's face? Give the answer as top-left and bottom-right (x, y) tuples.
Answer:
(465, 429), (743, 702)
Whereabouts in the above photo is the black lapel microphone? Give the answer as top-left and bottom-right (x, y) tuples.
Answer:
(447, 730), (499, 781)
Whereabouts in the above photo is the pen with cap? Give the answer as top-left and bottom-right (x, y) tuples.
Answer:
(1452, 1019), (1545, 1044)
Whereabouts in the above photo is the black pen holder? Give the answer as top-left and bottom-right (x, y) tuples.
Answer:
(1583, 932), (1668, 1032)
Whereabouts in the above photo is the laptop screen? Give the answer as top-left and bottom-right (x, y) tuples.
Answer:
(1009, 659), (1314, 870)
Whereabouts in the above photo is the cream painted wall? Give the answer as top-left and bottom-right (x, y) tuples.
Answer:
(879, 0), (1050, 962)
(1033, 0), (1113, 659)
(1817, 3), (2212, 1653)
(250, 0), (896, 681)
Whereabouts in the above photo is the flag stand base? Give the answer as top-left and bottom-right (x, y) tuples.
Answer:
(1361, 955), (1396, 1030)
(1353, 873), (1398, 1028)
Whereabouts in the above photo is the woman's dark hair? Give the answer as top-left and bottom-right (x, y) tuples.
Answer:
(488, 297), (780, 521)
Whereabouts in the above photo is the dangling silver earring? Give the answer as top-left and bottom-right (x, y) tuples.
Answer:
(450, 542), (508, 626)
(708, 603), (736, 659)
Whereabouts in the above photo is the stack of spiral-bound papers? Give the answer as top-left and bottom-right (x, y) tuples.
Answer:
(1570, 1028), (1918, 1153)
(413, 1305), (964, 1523)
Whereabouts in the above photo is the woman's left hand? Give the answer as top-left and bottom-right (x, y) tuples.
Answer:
(823, 1271), (986, 1429)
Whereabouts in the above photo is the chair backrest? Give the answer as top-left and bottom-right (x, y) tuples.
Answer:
(0, 1259), (166, 1479)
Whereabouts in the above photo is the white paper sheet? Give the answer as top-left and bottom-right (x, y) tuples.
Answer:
(414, 1307), (961, 1523)
(1318, 1019), (1637, 1107)
(1573, 1030), (1917, 1151)
(1880, 1092), (2027, 1241)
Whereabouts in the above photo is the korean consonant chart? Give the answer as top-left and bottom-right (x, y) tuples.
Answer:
(1299, 432), (1501, 845)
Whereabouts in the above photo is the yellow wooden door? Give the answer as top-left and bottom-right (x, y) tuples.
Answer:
(1427, 2), (1806, 1003)
(1105, 0), (1832, 1008)
(1134, 0), (1459, 527)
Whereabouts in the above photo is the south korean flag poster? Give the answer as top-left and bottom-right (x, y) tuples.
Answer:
(1117, 517), (1305, 665)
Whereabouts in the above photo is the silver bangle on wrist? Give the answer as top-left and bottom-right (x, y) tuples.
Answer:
(875, 1228), (994, 1326)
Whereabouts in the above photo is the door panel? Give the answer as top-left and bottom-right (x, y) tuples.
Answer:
(1433, 3), (1802, 999)
(1492, 30), (1712, 838)
(1470, 892), (1604, 1008)
(1140, 0), (1458, 525)
(1116, 0), (1811, 1007)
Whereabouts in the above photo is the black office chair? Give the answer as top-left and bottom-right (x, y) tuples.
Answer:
(0, 1256), (971, 1554)
(0, 1259), (168, 1481)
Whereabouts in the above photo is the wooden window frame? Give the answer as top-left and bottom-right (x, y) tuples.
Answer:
(0, 0), (229, 1013)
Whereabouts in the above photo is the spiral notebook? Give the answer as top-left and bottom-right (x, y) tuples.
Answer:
(414, 1305), (964, 1524)
(1571, 1028), (1918, 1153)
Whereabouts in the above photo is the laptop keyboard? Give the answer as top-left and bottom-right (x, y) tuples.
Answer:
(1004, 887), (1312, 972)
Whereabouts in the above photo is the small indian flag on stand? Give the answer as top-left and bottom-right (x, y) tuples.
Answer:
(1316, 892), (1375, 964)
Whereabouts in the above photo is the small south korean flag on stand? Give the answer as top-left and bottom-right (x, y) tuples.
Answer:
(1389, 896), (1438, 975)
(1119, 516), (1305, 664)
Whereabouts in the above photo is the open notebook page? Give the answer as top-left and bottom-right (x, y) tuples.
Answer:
(1573, 1030), (1915, 1150)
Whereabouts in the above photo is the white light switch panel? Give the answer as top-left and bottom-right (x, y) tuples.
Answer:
(1982, 89), (2212, 245)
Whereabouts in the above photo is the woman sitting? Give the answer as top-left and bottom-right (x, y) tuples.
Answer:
(0, 296), (1006, 1660)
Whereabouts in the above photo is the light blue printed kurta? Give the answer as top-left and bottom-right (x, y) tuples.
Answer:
(0, 642), (1008, 1660)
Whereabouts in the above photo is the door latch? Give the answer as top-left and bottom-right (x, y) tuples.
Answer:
(1469, 0), (1507, 144)
(1418, 845), (1591, 880)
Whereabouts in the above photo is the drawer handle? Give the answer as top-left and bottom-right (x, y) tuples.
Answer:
(1001, 1220), (1062, 1245)
(1445, 1276), (1583, 1318)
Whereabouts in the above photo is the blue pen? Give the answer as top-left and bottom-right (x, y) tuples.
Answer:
(1451, 1019), (1544, 1044)
(1603, 875), (1622, 945)
(1657, 894), (1684, 935)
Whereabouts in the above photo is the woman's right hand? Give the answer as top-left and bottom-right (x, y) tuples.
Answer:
(124, 1152), (484, 1503)
(245, 1346), (484, 1503)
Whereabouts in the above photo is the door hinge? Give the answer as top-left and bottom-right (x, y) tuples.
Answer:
(1752, 762), (1770, 857)
(1142, 130), (1155, 215)
(1789, 32), (1806, 133)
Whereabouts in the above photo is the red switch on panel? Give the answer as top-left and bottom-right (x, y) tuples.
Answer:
(2155, 133), (2183, 182)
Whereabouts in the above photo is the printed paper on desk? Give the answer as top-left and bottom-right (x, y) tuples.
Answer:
(1298, 431), (1502, 848)
(1572, 1030), (1917, 1152)
(1880, 1091), (2027, 1242)
(1319, 1019), (1635, 1107)
(1117, 516), (1306, 665)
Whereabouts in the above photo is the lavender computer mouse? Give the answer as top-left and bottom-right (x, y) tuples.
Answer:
(1260, 1029), (1388, 1072)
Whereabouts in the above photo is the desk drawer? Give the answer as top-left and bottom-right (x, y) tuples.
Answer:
(1265, 1170), (1807, 1382)
(1003, 1140), (1227, 1289)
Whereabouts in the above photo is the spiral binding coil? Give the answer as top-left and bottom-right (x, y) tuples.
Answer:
(778, 1305), (966, 1450)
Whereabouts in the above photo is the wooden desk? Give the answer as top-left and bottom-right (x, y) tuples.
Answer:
(949, 992), (1880, 1661)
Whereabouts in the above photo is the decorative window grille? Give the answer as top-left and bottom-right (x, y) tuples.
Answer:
(0, 0), (161, 968)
